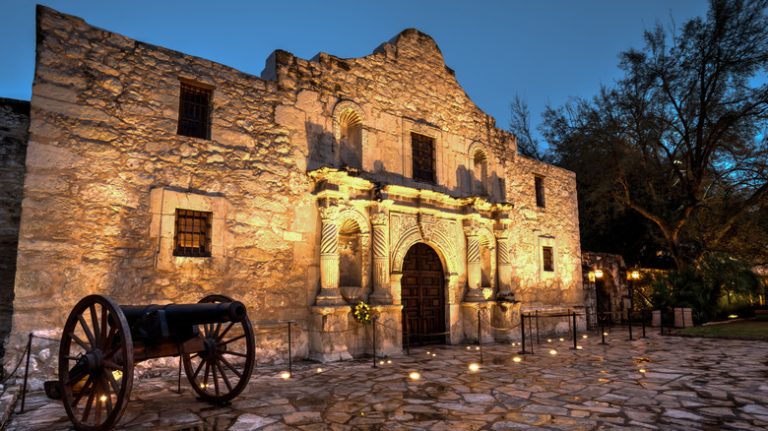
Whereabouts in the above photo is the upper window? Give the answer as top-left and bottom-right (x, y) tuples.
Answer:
(411, 133), (435, 183)
(174, 209), (212, 257)
(177, 82), (212, 139)
(535, 176), (546, 208)
(339, 109), (363, 170)
(542, 246), (554, 272)
(472, 150), (488, 195)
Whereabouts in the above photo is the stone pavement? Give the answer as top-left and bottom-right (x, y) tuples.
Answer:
(5, 331), (768, 430)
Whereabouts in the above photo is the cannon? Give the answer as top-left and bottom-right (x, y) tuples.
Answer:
(55, 294), (255, 430)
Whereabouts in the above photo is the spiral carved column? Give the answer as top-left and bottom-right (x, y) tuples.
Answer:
(316, 206), (344, 305)
(464, 226), (484, 302)
(369, 210), (392, 304)
(495, 229), (513, 298)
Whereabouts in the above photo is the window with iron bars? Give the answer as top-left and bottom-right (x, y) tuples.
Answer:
(174, 209), (212, 257)
(177, 82), (212, 139)
(411, 132), (435, 183)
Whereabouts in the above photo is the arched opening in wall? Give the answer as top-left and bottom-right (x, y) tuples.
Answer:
(402, 243), (446, 346)
(338, 218), (363, 303)
(339, 109), (362, 170)
(479, 238), (493, 291)
(472, 150), (488, 195)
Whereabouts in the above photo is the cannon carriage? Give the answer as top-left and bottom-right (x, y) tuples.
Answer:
(56, 294), (255, 430)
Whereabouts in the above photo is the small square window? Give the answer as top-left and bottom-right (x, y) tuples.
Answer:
(535, 176), (545, 208)
(411, 133), (435, 183)
(542, 246), (554, 272)
(177, 82), (212, 139)
(174, 209), (212, 257)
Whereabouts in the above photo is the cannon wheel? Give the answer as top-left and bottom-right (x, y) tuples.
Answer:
(59, 295), (133, 431)
(182, 294), (255, 404)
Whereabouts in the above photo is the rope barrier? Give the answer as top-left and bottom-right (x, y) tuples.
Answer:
(0, 339), (30, 386)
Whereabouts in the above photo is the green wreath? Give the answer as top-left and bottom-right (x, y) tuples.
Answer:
(353, 301), (372, 325)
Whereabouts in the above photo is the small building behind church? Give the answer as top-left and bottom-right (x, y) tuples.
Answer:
(2, 6), (583, 369)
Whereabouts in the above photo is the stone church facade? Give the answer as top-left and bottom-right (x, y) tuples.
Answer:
(3, 7), (582, 367)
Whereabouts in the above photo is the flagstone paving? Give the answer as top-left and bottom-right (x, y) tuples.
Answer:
(6, 331), (768, 430)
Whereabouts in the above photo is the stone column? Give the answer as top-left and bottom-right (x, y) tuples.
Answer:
(369, 210), (392, 304)
(316, 206), (344, 305)
(464, 226), (484, 302)
(495, 228), (513, 298)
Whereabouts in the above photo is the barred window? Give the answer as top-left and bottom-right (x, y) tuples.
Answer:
(542, 246), (554, 272)
(174, 209), (212, 257)
(412, 133), (435, 183)
(177, 82), (212, 139)
(535, 176), (546, 208)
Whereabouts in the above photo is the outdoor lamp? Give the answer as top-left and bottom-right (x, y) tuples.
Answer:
(594, 269), (604, 279)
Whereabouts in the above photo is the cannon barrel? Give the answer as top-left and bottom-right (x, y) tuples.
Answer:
(121, 301), (247, 327)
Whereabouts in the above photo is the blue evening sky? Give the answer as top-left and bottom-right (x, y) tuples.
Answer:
(0, 0), (709, 140)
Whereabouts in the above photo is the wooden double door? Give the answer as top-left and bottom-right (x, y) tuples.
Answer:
(402, 243), (446, 346)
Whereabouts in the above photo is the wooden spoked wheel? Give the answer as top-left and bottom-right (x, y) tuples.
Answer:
(59, 295), (133, 431)
(182, 294), (255, 403)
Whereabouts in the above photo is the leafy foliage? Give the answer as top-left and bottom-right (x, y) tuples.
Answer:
(542, 0), (768, 269)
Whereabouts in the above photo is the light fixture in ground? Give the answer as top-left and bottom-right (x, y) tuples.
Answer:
(408, 371), (421, 380)
(512, 356), (522, 363)
(468, 363), (480, 372)
(582, 334), (588, 339)
(603, 332), (608, 336)
(549, 349), (557, 355)
(316, 368), (324, 373)
(280, 371), (291, 379)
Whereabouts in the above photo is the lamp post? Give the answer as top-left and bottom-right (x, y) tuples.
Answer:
(627, 270), (639, 341)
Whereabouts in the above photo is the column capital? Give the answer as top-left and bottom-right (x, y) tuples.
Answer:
(370, 210), (389, 226)
(319, 205), (340, 222)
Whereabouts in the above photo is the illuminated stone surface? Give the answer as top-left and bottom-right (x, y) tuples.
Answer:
(4, 6), (582, 374)
(6, 333), (768, 430)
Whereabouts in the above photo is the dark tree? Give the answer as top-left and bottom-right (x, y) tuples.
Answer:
(509, 95), (545, 160)
(545, 0), (768, 269)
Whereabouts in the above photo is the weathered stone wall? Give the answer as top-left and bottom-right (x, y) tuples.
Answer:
(6, 6), (583, 372)
(6, 6), (317, 371)
(0, 98), (29, 365)
(265, 29), (516, 203)
(507, 155), (583, 307)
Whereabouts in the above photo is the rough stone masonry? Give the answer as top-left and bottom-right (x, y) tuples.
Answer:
(2, 6), (582, 375)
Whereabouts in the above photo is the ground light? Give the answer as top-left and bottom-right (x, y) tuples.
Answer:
(549, 349), (557, 355)
(408, 372), (421, 381)
(280, 371), (291, 379)
(512, 356), (522, 363)
(468, 363), (480, 372)
(316, 368), (324, 373)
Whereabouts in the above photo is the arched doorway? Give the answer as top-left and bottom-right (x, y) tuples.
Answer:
(402, 243), (446, 346)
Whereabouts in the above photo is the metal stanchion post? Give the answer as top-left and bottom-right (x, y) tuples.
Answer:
(535, 310), (540, 345)
(600, 317), (607, 345)
(287, 321), (293, 376)
(641, 309), (647, 338)
(571, 311), (578, 350)
(476, 308), (481, 346)
(20, 333), (33, 414)
(177, 346), (183, 394)
(372, 316), (378, 368)
(519, 313), (527, 354)
(405, 312), (411, 355)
